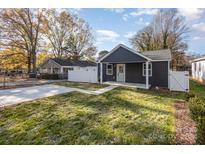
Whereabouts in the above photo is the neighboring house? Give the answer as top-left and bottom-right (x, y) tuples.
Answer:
(39, 58), (97, 79)
(191, 56), (205, 83)
(98, 44), (171, 89)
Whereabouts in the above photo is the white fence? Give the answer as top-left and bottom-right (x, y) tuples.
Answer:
(68, 66), (98, 83)
(169, 71), (189, 92)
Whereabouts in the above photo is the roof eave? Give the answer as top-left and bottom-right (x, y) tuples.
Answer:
(99, 44), (151, 62)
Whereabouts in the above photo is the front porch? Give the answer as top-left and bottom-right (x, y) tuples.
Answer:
(103, 81), (151, 89)
(99, 62), (151, 89)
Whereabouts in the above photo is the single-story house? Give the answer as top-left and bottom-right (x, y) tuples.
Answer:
(98, 44), (171, 89)
(39, 58), (97, 79)
(191, 56), (205, 83)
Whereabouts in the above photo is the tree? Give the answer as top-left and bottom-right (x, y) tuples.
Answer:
(0, 8), (44, 74)
(42, 9), (74, 58)
(130, 9), (189, 69)
(64, 15), (97, 60)
(0, 49), (27, 88)
(98, 50), (109, 60)
(36, 51), (50, 66)
(0, 49), (27, 70)
(42, 10), (96, 61)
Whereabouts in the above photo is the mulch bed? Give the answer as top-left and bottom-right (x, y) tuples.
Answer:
(174, 101), (197, 145)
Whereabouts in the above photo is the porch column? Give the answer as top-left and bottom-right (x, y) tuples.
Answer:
(146, 61), (149, 89)
(100, 63), (103, 84)
(60, 67), (63, 74)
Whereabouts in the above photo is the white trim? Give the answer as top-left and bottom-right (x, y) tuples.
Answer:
(100, 63), (103, 84)
(142, 62), (152, 77)
(151, 60), (171, 62)
(106, 63), (113, 75)
(101, 61), (147, 63)
(98, 44), (152, 62)
(116, 64), (126, 82)
(60, 67), (63, 73)
(62, 66), (76, 68)
(168, 61), (170, 89)
(49, 59), (63, 67)
(191, 56), (205, 63)
(145, 61), (149, 89)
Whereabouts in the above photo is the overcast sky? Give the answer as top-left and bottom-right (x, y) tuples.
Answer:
(68, 8), (205, 55)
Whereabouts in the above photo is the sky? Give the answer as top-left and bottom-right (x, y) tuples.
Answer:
(68, 8), (205, 55)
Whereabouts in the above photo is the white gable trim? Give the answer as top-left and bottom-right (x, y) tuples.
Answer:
(49, 59), (63, 67)
(98, 44), (152, 62)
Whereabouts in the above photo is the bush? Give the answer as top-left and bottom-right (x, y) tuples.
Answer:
(196, 117), (205, 144)
(189, 96), (205, 119)
(40, 73), (59, 80)
(185, 92), (196, 101)
(29, 73), (36, 78)
(188, 95), (205, 144)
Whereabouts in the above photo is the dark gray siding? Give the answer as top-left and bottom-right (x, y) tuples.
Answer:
(97, 63), (116, 82)
(150, 61), (168, 87)
(101, 46), (147, 63)
(125, 61), (169, 87)
(102, 63), (116, 82)
(126, 63), (145, 84)
(98, 61), (169, 88)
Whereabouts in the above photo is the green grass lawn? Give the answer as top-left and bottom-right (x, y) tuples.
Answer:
(0, 87), (184, 145)
(54, 81), (108, 91)
(190, 79), (205, 101)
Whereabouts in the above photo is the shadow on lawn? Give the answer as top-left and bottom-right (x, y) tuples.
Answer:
(0, 87), (175, 144)
(68, 88), (174, 115)
(0, 110), (174, 144)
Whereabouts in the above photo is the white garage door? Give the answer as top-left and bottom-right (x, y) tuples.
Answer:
(169, 71), (189, 92)
(68, 66), (98, 83)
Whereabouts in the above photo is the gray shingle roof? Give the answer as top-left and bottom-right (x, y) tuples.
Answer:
(51, 58), (97, 67)
(142, 49), (171, 61)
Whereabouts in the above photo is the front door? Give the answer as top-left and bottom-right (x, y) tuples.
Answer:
(117, 64), (125, 82)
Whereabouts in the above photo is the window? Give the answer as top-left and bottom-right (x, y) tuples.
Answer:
(53, 68), (59, 74)
(142, 63), (152, 76)
(106, 64), (113, 75)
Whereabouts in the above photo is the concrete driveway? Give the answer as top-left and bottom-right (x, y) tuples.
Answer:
(0, 85), (74, 107)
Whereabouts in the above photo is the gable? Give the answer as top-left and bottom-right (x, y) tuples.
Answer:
(40, 59), (61, 69)
(101, 46), (147, 63)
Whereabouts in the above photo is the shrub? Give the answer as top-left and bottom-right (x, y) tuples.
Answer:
(188, 95), (205, 144)
(29, 73), (36, 78)
(189, 96), (205, 119)
(40, 73), (59, 80)
(185, 92), (196, 101)
(196, 117), (205, 144)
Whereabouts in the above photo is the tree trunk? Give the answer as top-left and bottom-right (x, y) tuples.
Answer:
(3, 70), (6, 89)
(27, 56), (31, 74)
(32, 53), (37, 75)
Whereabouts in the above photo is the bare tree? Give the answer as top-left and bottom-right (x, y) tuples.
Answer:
(42, 9), (74, 58)
(42, 10), (96, 61)
(130, 9), (189, 69)
(0, 8), (44, 74)
(64, 16), (97, 60)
